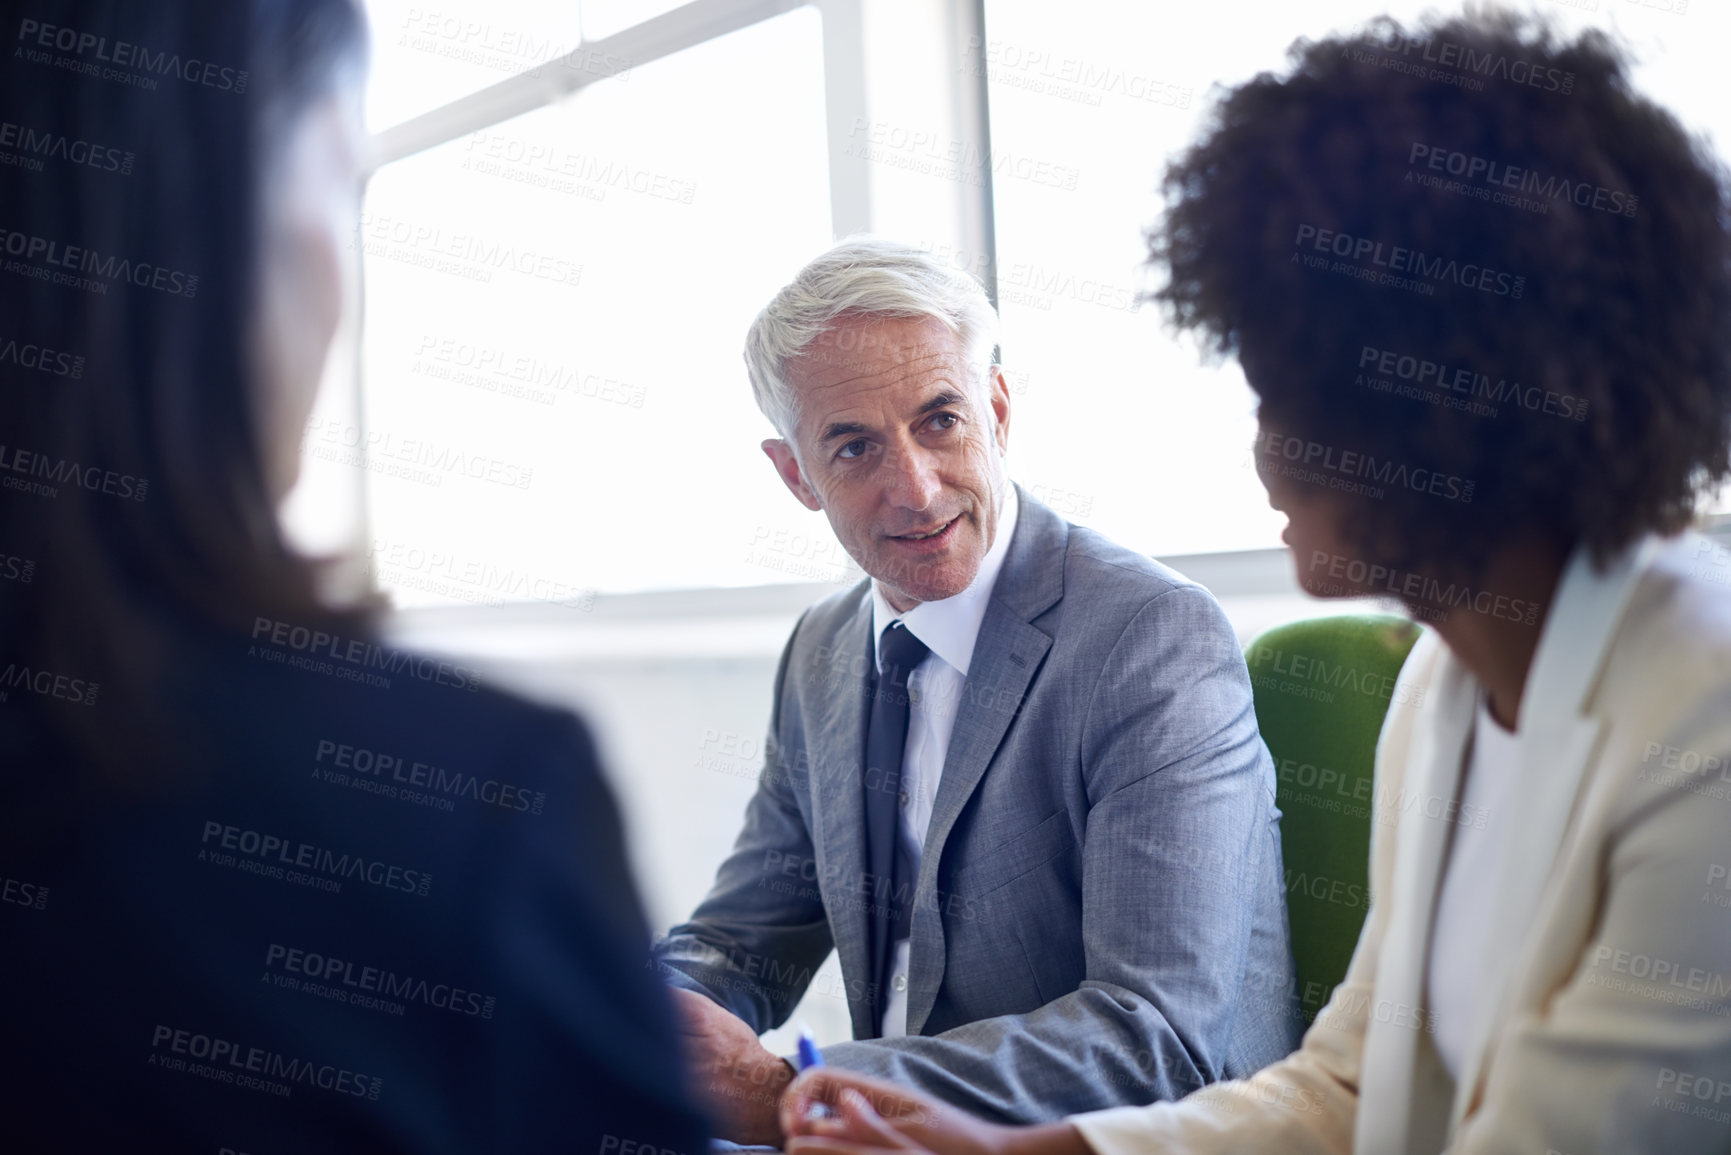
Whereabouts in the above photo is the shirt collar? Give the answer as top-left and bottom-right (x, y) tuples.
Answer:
(870, 484), (1019, 678)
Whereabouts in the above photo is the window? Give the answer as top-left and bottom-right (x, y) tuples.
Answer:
(306, 0), (1731, 598)
(981, 0), (1731, 551)
(363, 0), (589, 131)
(347, 6), (836, 605)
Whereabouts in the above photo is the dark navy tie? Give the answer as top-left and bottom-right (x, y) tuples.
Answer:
(863, 620), (929, 1034)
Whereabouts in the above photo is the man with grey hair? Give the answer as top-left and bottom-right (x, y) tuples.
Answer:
(652, 237), (1299, 1143)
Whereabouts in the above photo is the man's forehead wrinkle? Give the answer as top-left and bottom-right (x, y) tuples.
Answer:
(799, 381), (904, 445)
(797, 330), (957, 367)
(797, 344), (965, 394)
(793, 373), (969, 448)
(785, 316), (973, 449)
(813, 357), (956, 397)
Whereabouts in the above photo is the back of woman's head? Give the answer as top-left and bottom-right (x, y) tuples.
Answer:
(0, 0), (368, 773)
(1147, 8), (1731, 582)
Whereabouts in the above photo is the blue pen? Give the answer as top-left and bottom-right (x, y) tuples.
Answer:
(794, 1025), (835, 1120)
(796, 1025), (825, 1071)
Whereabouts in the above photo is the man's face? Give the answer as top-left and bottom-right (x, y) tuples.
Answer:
(762, 314), (1011, 610)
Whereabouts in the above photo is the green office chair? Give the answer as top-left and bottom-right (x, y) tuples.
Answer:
(1245, 614), (1423, 1023)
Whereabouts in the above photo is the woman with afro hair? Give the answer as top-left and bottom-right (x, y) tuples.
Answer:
(775, 9), (1731, 1154)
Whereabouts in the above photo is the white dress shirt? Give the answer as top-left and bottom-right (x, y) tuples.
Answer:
(1426, 692), (1522, 1079)
(868, 484), (1020, 1037)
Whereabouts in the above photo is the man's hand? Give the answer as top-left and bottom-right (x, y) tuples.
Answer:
(670, 988), (794, 1145)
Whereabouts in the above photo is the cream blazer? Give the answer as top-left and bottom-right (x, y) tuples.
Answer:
(1072, 533), (1731, 1154)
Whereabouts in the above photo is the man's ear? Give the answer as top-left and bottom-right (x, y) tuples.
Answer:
(986, 365), (1012, 455)
(762, 439), (823, 511)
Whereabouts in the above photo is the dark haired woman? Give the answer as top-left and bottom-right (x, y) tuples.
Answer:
(775, 11), (1731, 1154)
(0, 1), (706, 1150)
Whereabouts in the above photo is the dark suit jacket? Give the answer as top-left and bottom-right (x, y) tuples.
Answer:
(654, 487), (1301, 1123)
(0, 623), (707, 1154)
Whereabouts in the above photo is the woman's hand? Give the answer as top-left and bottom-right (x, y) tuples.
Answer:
(779, 1069), (1091, 1155)
(780, 1068), (1001, 1155)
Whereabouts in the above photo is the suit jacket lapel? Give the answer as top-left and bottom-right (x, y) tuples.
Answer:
(1356, 648), (1474, 1155)
(1450, 535), (1662, 1124)
(811, 590), (880, 1039)
(906, 487), (1062, 1034)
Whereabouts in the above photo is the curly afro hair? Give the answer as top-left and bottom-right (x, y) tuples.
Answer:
(1146, 6), (1731, 579)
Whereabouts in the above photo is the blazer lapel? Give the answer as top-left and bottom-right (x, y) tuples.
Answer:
(1356, 648), (1475, 1155)
(810, 591), (880, 1039)
(905, 488), (1062, 1034)
(1450, 535), (1662, 1125)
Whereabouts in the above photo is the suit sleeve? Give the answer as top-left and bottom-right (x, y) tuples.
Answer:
(650, 614), (837, 1033)
(820, 586), (1298, 1122)
(477, 709), (712, 1155)
(1067, 630), (1446, 1155)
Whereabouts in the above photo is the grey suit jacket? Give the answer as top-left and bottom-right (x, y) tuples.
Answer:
(653, 487), (1300, 1122)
